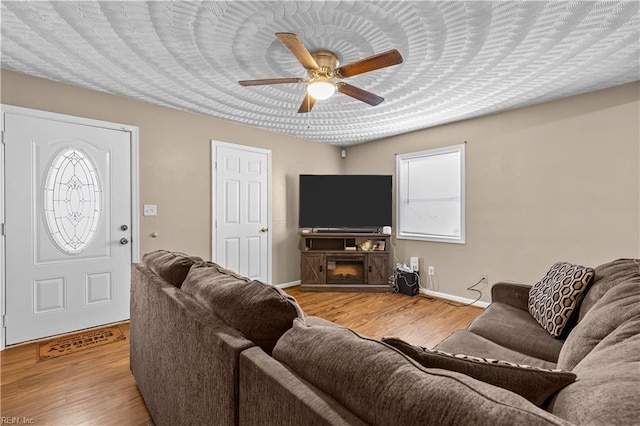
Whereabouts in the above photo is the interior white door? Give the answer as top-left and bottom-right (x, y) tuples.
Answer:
(4, 112), (132, 345)
(214, 142), (271, 282)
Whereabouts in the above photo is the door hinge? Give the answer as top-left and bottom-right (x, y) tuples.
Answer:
(1, 223), (4, 236)
(2, 315), (6, 328)
(1, 131), (4, 145)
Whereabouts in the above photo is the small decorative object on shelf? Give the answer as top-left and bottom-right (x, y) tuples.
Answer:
(358, 240), (374, 251)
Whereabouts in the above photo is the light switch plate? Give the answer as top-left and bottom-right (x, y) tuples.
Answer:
(143, 204), (157, 216)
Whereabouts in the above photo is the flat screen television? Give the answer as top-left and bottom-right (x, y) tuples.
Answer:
(299, 174), (392, 229)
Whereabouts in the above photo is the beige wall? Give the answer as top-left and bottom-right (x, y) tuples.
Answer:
(345, 82), (640, 302)
(1, 70), (342, 284)
(3, 69), (638, 297)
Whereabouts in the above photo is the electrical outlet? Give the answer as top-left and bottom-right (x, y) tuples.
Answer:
(410, 257), (419, 272)
(428, 266), (435, 276)
(481, 273), (489, 284)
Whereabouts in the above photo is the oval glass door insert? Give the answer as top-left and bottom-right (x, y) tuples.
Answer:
(44, 148), (102, 254)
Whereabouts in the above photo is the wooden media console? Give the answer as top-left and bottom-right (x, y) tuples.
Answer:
(299, 232), (391, 292)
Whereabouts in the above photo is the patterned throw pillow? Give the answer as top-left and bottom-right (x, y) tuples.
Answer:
(382, 337), (576, 406)
(528, 262), (595, 338)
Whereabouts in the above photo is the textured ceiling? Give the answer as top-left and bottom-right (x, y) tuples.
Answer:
(1, 1), (639, 146)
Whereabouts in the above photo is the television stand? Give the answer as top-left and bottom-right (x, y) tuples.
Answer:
(299, 232), (390, 292)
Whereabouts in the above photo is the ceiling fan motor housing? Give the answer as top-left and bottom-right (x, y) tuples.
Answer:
(310, 50), (339, 72)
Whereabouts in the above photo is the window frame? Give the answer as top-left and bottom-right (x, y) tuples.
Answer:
(396, 144), (466, 244)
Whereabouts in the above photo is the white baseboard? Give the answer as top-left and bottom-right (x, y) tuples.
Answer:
(274, 281), (488, 308)
(419, 288), (490, 308)
(276, 280), (301, 289)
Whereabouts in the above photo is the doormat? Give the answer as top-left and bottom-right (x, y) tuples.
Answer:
(37, 325), (126, 362)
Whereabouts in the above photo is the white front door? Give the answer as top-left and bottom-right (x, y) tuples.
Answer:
(213, 142), (271, 283)
(3, 109), (134, 345)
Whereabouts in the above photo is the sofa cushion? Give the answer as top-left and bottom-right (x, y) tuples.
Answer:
(550, 329), (640, 425)
(468, 302), (564, 363)
(239, 347), (368, 426)
(577, 258), (639, 323)
(383, 337), (575, 406)
(435, 330), (557, 369)
(528, 262), (595, 338)
(142, 249), (204, 288)
(273, 319), (570, 426)
(547, 259), (640, 424)
(558, 259), (640, 371)
(181, 263), (304, 353)
(203, 260), (252, 282)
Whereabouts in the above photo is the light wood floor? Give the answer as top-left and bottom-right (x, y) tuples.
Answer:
(1, 288), (482, 425)
(286, 287), (483, 348)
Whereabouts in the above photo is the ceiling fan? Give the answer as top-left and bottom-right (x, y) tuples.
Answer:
(239, 32), (403, 113)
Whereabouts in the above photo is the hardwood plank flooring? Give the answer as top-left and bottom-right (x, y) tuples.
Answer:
(286, 287), (483, 348)
(0, 288), (482, 425)
(0, 322), (151, 426)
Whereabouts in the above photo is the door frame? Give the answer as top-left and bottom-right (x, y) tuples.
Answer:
(0, 104), (140, 350)
(211, 140), (272, 284)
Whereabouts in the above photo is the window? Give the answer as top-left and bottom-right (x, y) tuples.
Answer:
(44, 148), (102, 254)
(396, 144), (465, 243)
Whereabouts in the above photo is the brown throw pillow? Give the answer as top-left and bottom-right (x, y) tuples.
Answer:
(382, 337), (576, 406)
(528, 262), (595, 338)
(142, 250), (204, 288)
(181, 263), (304, 353)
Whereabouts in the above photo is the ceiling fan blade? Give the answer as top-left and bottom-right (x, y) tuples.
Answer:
(298, 93), (316, 113)
(337, 83), (384, 106)
(239, 77), (305, 86)
(275, 32), (319, 71)
(335, 49), (403, 78)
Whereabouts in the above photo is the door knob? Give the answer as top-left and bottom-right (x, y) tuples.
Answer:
(120, 225), (128, 231)
(260, 227), (268, 233)
(120, 237), (129, 245)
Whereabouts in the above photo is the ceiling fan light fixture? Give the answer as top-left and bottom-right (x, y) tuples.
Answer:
(307, 79), (336, 100)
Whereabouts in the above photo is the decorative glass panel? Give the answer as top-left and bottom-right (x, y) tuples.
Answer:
(44, 148), (102, 254)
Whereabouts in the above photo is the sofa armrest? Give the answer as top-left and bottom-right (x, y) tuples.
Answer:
(130, 264), (255, 426)
(491, 282), (532, 311)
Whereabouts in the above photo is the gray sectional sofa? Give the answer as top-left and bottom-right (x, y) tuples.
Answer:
(130, 251), (640, 425)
